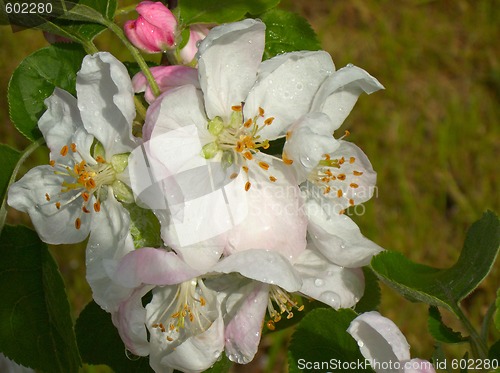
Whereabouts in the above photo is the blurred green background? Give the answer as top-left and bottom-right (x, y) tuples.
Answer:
(1, 0), (499, 372)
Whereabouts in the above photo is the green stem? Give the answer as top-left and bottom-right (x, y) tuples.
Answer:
(134, 96), (147, 121)
(0, 137), (46, 235)
(115, 4), (137, 17)
(105, 20), (161, 97)
(82, 40), (99, 54)
(453, 304), (489, 360)
(481, 300), (496, 341)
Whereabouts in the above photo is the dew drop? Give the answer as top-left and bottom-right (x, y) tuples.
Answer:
(346, 63), (354, 68)
(125, 349), (141, 361)
(196, 40), (202, 48)
(320, 291), (340, 307)
(296, 82), (303, 90)
(314, 278), (325, 287)
(357, 340), (364, 347)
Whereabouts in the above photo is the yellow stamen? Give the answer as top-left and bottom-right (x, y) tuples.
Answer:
(245, 181), (251, 191)
(231, 105), (242, 112)
(264, 117), (275, 125)
(60, 145), (68, 157)
(258, 161), (270, 170)
(75, 218), (81, 229)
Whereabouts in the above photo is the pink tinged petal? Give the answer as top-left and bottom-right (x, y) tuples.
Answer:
(245, 51), (335, 140)
(179, 24), (210, 65)
(211, 249), (302, 292)
(112, 285), (154, 356)
(198, 19), (265, 121)
(294, 247), (364, 308)
(311, 64), (384, 133)
(113, 248), (200, 288)
(224, 282), (269, 364)
(132, 65), (199, 104)
(38, 88), (83, 163)
(283, 112), (340, 182)
(136, 1), (177, 48)
(173, 243), (223, 273)
(7, 166), (91, 244)
(124, 20), (157, 53)
(347, 311), (411, 373)
(404, 359), (436, 373)
(305, 198), (383, 267)
(151, 317), (224, 372)
(227, 155), (307, 262)
(86, 191), (135, 312)
(77, 52), (137, 158)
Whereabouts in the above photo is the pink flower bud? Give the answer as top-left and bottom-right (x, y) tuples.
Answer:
(179, 24), (211, 65)
(124, 1), (178, 53)
(132, 65), (199, 104)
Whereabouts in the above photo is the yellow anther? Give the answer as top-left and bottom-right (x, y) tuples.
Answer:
(82, 192), (90, 202)
(49, 160), (55, 167)
(258, 161), (270, 170)
(337, 189), (343, 198)
(349, 198), (355, 206)
(70, 143), (77, 152)
(93, 201), (101, 212)
(55, 202), (61, 209)
(350, 183), (359, 188)
(259, 107), (265, 117)
(245, 181), (251, 191)
(45, 193), (51, 201)
(82, 206), (90, 213)
(95, 156), (106, 164)
(269, 176), (277, 182)
(286, 131), (292, 140)
(243, 119), (253, 128)
(75, 218), (81, 230)
(166, 336), (173, 342)
(230, 172), (238, 179)
(349, 156), (356, 164)
(339, 157), (345, 165)
(337, 174), (346, 181)
(266, 320), (276, 331)
(242, 166), (249, 173)
(231, 105), (242, 112)
(243, 152), (253, 160)
(60, 145), (69, 156)
(264, 117), (275, 125)
(324, 186), (331, 194)
(353, 170), (364, 176)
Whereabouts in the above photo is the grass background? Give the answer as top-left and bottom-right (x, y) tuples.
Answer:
(0, 0), (498, 371)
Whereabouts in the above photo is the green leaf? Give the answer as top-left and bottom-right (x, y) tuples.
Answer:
(371, 211), (500, 314)
(203, 354), (232, 373)
(76, 300), (153, 372)
(178, 0), (280, 25)
(288, 308), (375, 372)
(123, 203), (162, 249)
(431, 344), (452, 373)
(260, 9), (321, 61)
(8, 43), (86, 141)
(0, 145), (20, 205)
(428, 306), (466, 343)
(355, 267), (381, 313)
(495, 288), (500, 331)
(0, 225), (81, 372)
(489, 339), (500, 360)
(38, 0), (117, 44)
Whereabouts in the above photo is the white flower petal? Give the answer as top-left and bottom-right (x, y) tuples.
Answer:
(112, 285), (154, 356)
(305, 198), (383, 267)
(211, 249), (302, 292)
(150, 316), (224, 373)
(245, 51), (334, 139)
(86, 191), (135, 312)
(347, 311), (411, 373)
(294, 247), (364, 308)
(7, 166), (91, 244)
(223, 282), (269, 364)
(38, 88), (83, 163)
(198, 19), (265, 121)
(311, 64), (384, 133)
(76, 52), (136, 158)
(283, 112), (340, 182)
(143, 84), (207, 141)
(113, 248), (200, 288)
(226, 155), (307, 262)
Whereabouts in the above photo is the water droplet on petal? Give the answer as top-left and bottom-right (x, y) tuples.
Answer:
(346, 63), (354, 68)
(357, 340), (364, 347)
(320, 291), (340, 308)
(314, 278), (325, 287)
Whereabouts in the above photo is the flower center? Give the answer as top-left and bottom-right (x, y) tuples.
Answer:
(265, 285), (304, 331)
(45, 143), (117, 229)
(308, 152), (364, 212)
(202, 105), (278, 190)
(151, 279), (213, 343)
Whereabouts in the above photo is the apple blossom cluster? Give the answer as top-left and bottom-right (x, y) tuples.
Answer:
(6, 7), (422, 372)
